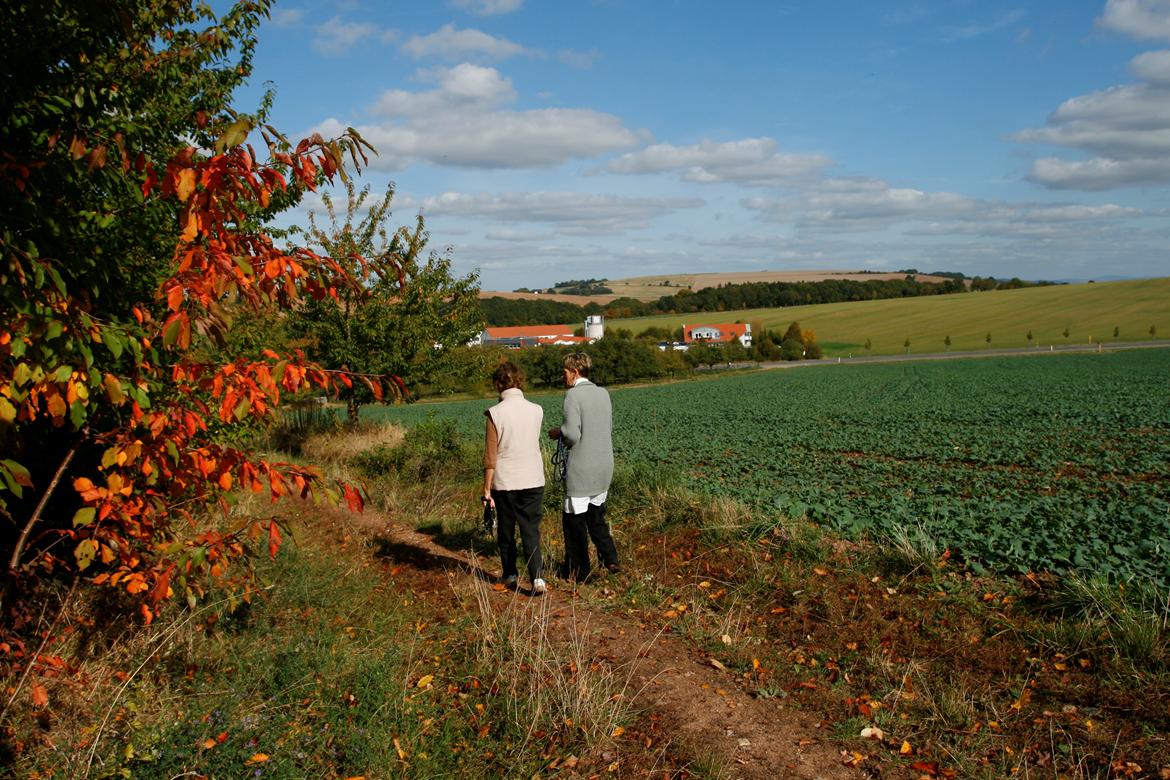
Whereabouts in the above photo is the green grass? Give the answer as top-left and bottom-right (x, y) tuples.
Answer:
(608, 277), (1170, 356)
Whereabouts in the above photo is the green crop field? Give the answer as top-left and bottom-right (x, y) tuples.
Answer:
(366, 348), (1170, 582)
(608, 276), (1170, 357)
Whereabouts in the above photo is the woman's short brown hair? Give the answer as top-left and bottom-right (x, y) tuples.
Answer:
(562, 352), (591, 378)
(492, 361), (525, 392)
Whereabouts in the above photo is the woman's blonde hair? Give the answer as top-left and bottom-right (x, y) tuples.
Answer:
(562, 352), (591, 378)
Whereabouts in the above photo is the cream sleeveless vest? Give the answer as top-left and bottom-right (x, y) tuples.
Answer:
(487, 388), (545, 491)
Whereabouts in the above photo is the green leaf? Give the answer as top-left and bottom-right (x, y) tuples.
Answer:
(46, 320), (64, 339)
(52, 364), (73, 382)
(74, 539), (98, 571)
(162, 314), (182, 348)
(0, 397), (16, 423)
(73, 507), (96, 527)
(69, 400), (86, 429)
(105, 330), (124, 359)
(1, 459), (32, 488)
(216, 117), (252, 152)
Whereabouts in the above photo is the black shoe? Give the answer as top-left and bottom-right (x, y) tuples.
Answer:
(605, 563), (622, 575)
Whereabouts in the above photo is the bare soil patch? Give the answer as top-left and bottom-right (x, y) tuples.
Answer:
(340, 507), (860, 779)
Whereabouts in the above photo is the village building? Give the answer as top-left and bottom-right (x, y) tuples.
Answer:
(479, 316), (604, 348)
(682, 322), (752, 348)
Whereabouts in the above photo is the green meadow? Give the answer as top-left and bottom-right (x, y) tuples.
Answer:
(609, 276), (1170, 356)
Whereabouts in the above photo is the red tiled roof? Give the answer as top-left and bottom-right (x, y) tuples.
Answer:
(486, 325), (575, 339)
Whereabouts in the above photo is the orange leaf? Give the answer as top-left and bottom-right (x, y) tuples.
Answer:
(900, 740), (913, 755)
(201, 738), (217, 749)
(267, 520), (281, 559)
(167, 285), (184, 312)
(246, 753), (270, 764)
(31, 685), (48, 708)
(176, 168), (197, 202)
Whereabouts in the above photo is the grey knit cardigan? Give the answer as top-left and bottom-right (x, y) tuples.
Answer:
(561, 378), (614, 497)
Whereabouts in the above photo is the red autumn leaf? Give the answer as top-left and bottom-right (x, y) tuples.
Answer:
(343, 484), (364, 513)
(166, 284), (184, 312)
(267, 520), (281, 559)
(31, 685), (48, 708)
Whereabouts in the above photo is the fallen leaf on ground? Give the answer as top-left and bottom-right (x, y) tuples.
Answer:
(245, 753), (269, 764)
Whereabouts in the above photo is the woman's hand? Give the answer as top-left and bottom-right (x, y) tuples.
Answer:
(482, 492), (494, 508)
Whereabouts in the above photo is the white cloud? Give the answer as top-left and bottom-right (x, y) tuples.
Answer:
(1132, 49), (1170, 85)
(741, 177), (1146, 233)
(940, 9), (1027, 42)
(601, 138), (831, 185)
(1027, 156), (1170, 190)
(312, 17), (392, 56)
(270, 8), (304, 27)
(1097, 0), (1170, 42)
(324, 64), (644, 170)
(1015, 48), (1170, 189)
(402, 24), (529, 61)
(448, 0), (524, 16)
(485, 228), (549, 241)
(373, 63), (516, 116)
(783, 178), (979, 222)
(417, 191), (705, 233)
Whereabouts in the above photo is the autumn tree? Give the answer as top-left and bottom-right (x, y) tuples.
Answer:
(0, 0), (387, 671)
(289, 181), (483, 422)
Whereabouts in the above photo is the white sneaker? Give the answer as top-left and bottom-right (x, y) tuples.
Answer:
(532, 578), (547, 595)
(504, 575), (518, 589)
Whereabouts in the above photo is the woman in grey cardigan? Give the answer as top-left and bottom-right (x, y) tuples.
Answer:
(483, 362), (546, 594)
(547, 352), (618, 582)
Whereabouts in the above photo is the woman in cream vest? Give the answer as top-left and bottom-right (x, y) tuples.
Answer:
(482, 362), (546, 594)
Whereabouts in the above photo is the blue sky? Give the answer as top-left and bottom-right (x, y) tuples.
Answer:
(241, 0), (1170, 289)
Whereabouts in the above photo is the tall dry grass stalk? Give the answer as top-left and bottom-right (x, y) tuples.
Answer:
(301, 422), (404, 465)
(464, 556), (649, 751)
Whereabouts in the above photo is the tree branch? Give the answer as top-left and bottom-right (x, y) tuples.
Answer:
(2, 436), (83, 611)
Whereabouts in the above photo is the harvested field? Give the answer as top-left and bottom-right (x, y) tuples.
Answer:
(481, 269), (950, 303)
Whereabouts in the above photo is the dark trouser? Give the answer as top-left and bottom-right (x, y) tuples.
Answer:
(492, 487), (544, 582)
(561, 501), (618, 580)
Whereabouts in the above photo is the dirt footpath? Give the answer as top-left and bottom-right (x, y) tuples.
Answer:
(351, 510), (858, 780)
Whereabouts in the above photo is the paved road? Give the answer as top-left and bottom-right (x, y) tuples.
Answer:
(701, 340), (1170, 372)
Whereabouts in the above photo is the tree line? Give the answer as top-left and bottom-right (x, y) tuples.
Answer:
(480, 274), (1056, 326)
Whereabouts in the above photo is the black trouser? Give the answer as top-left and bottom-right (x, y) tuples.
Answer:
(561, 501), (617, 580)
(492, 487), (544, 582)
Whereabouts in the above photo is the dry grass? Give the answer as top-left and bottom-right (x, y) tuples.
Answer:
(300, 422), (404, 465)
(464, 556), (646, 751)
